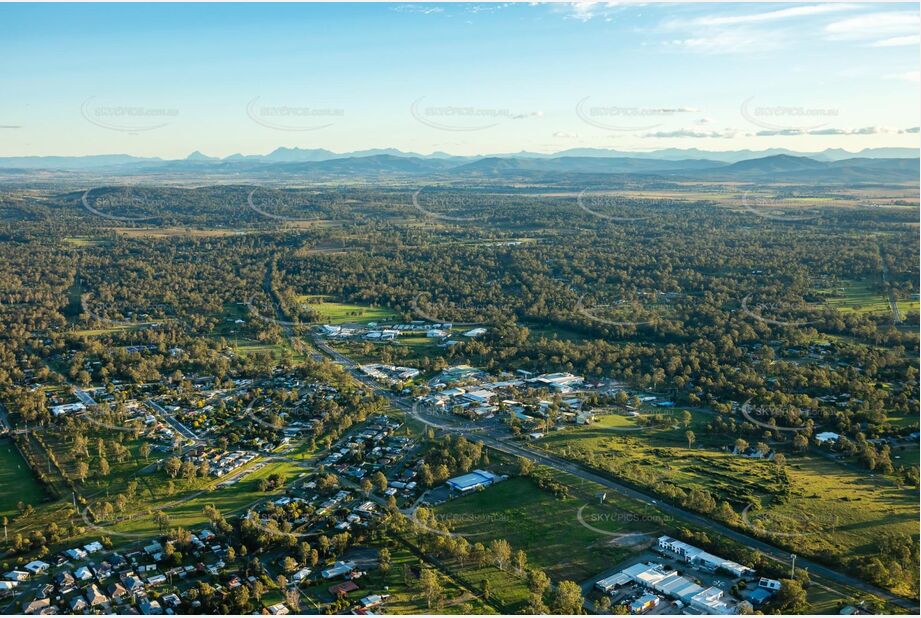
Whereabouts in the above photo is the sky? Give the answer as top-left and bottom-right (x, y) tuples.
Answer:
(0, 1), (918, 158)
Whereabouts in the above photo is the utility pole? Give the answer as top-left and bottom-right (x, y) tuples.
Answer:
(790, 553), (796, 578)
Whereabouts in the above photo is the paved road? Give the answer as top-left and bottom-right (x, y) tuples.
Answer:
(310, 335), (918, 611)
(145, 399), (200, 444)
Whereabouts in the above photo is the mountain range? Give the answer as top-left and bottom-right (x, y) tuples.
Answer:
(0, 147), (917, 184)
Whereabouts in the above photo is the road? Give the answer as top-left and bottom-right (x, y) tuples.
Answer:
(145, 399), (201, 444)
(878, 244), (902, 325)
(311, 332), (919, 611)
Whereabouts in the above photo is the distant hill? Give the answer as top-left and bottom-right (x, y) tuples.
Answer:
(0, 149), (916, 184)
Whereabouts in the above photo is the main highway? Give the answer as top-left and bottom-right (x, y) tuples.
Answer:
(310, 332), (918, 611)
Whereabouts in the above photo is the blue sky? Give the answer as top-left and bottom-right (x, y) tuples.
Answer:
(0, 1), (918, 158)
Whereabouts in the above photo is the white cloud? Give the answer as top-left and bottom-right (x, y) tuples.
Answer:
(685, 4), (859, 28)
(825, 11), (919, 40)
(553, 131), (579, 139)
(643, 128), (738, 139)
(666, 33), (767, 54)
(560, 1), (626, 23)
(870, 34), (920, 47)
(391, 4), (444, 15)
(884, 70), (920, 82)
(753, 126), (913, 137)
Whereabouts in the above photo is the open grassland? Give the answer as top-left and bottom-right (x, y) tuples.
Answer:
(817, 280), (891, 315)
(535, 415), (919, 587)
(70, 458), (305, 545)
(112, 227), (250, 238)
(297, 295), (397, 324)
(435, 475), (666, 584)
(0, 438), (51, 519)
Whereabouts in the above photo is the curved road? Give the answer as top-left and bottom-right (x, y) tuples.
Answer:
(312, 333), (918, 611)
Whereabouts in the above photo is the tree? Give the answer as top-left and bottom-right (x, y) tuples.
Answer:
(686, 430), (696, 449)
(154, 511), (171, 532)
(360, 478), (373, 497)
(379, 547), (391, 573)
(774, 453), (787, 468)
(419, 567), (443, 609)
(734, 438), (749, 453)
(792, 434), (808, 452)
(74, 461), (89, 483)
(553, 580), (584, 614)
(284, 588), (301, 613)
(489, 538), (512, 570)
(282, 556), (299, 573)
(681, 410), (692, 428)
(770, 579), (807, 613)
(513, 549), (527, 574)
(596, 595), (612, 613)
(517, 456), (534, 476)
(164, 456), (182, 478)
(526, 569), (550, 596)
(97, 457), (110, 478)
(372, 471), (388, 493)
(139, 442), (152, 461)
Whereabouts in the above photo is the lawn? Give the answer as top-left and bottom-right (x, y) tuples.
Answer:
(816, 280), (892, 315)
(297, 295), (397, 325)
(0, 438), (51, 519)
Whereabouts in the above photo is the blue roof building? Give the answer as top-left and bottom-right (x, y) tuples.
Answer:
(446, 469), (498, 493)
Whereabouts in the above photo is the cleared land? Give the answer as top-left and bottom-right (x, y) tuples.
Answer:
(0, 437), (51, 519)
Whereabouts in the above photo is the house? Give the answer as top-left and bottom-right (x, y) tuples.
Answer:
(107, 582), (129, 602)
(360, 594), (387, 608)
(0, 581), (19, 593)
(22, 598), (51, 614)
(51, 402), (86, 416)
(758, 578), (782, 591)
(86, 584), (109, 607)
(68, 595), (89, 612)
(267, 603), (290, 615)
(446, 469), (499, 493)
(74, 566), (93, 581)
(84, 541), (104, 554)
(24, 560), (50, 575)
(5, 570), (30, 582)
(138, 597), (162, 615)
(292, 567), (311, 582)
(463, 328), (487, 337)
(161, 594), (181, 609)
(65, 547), (88, 560)
(328, 580), (359, 595)
(320, 561), (356, 579)
(816, 432), (841, 444)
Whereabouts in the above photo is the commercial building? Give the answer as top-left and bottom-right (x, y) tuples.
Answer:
(446, 469), (499, 493)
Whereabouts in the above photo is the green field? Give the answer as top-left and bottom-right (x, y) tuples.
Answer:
(534, 414), (920, 597)
(817, 281), (892, 315)
(298, 295), (397, 325)
(0, 438), (51, 519)
(435, 475), (663, 584)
